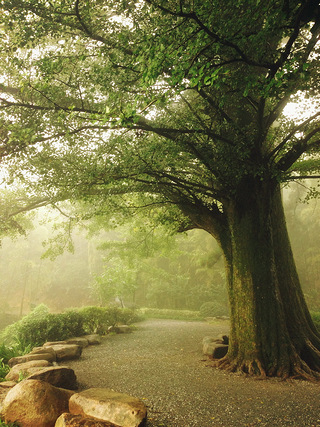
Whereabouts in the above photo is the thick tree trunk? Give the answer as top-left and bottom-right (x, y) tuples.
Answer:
(214, 180), (320, 378)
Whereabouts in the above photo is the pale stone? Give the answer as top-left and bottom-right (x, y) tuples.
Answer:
(108, 325), (131, 334)
(0, 381), (17, 389)
(8, 352), (56, 367)
(203, 342), (228, 358)
(84, 334), (101, 345)
(5, 359), (52, 381)
(202, 336), (216, 345)
(31, 346), (57, 357)
(55, 413), (121, 426)
(2, 379), (74, 427)
(203, 342), (216, 356)
(44, 341), (68, 346)
(43, 344), (82, 361)
(27, 366), (77, 390)
(66, 337), (89, 348)
(69, 388), (147, 427)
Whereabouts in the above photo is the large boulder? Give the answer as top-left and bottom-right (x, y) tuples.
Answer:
(8, 352), (56, 367)
(27, 366), (78, 390)
(43, 344), (82, 361)
(69, 388), (147, 427)
(5, 359), (52, 382)
(2, 379), (74, 427)
(0, 383), (15, 417)
(55, 413), (121, 426)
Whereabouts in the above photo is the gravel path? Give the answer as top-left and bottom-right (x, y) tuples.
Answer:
(65, 319), (320, 426)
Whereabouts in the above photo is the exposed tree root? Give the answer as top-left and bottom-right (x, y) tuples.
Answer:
(211, 356), (267, 379)
(209, 349), (320, 381)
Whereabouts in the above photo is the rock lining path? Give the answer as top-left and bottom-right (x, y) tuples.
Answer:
(64, 319), (320, 426)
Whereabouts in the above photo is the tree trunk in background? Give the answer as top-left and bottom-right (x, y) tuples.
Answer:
(215, 180), (320, 378)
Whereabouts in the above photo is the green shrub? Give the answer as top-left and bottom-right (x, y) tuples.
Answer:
(77, 306), (140, 334)
(311, 311), (320, 331)
(1, 305), (140, 349)
(0, 359), (9, 381)
(105, 307), (142, 327)
(0, 343), (21, 364)
(0, 343), (21, 382)
(199, 301), (229, 318)
(62, 310), (86, 337)
(77, 306), (111, 334)
(1, 305), (67, 348)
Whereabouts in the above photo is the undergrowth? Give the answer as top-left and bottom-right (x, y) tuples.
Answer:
(311, 311), (320, 332)
(0, 421), (19, 427)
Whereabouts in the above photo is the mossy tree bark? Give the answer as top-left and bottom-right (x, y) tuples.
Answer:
(207, 179), (320, 378)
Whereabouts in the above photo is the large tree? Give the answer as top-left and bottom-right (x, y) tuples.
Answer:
(1, 0), (320, 378)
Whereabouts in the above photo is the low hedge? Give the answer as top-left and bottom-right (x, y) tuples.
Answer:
(0, 304), (141, 350)
(199, 301), (229, 318)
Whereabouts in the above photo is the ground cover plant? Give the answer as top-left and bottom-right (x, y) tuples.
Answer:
(0, 422), (19, 427)
(0, 343), (24, 382)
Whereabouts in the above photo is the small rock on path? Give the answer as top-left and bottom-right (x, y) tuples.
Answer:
(64, 319), (320, 426)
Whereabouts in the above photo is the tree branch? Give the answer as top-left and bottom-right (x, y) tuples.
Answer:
(145, 0), (272, 69)
(284, 174), (320, 181)
(0, 96), (101, 115)
(276, 131), (320, 172)
(269, 112), (320, 160)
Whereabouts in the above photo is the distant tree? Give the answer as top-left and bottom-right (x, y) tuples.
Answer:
(0, 209), (99, 313)
(285, 181), (320, 309)
(1, 0), (320, 378)
(90, 219), (226, 310)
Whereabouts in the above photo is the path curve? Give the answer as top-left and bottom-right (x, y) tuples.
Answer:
(65, 319), (320, 426)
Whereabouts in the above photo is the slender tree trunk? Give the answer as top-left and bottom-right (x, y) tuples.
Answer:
(213, 179), (320, 378)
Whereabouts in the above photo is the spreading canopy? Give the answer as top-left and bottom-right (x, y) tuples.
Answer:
(0, 0), (319, 227)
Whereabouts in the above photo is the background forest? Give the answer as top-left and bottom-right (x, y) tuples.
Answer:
(0, 180), (319, 328)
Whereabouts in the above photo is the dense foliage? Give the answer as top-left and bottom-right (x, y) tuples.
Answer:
(0, 1), (318, 230)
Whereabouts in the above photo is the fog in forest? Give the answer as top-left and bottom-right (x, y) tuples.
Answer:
(0, 181), (319, 329)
